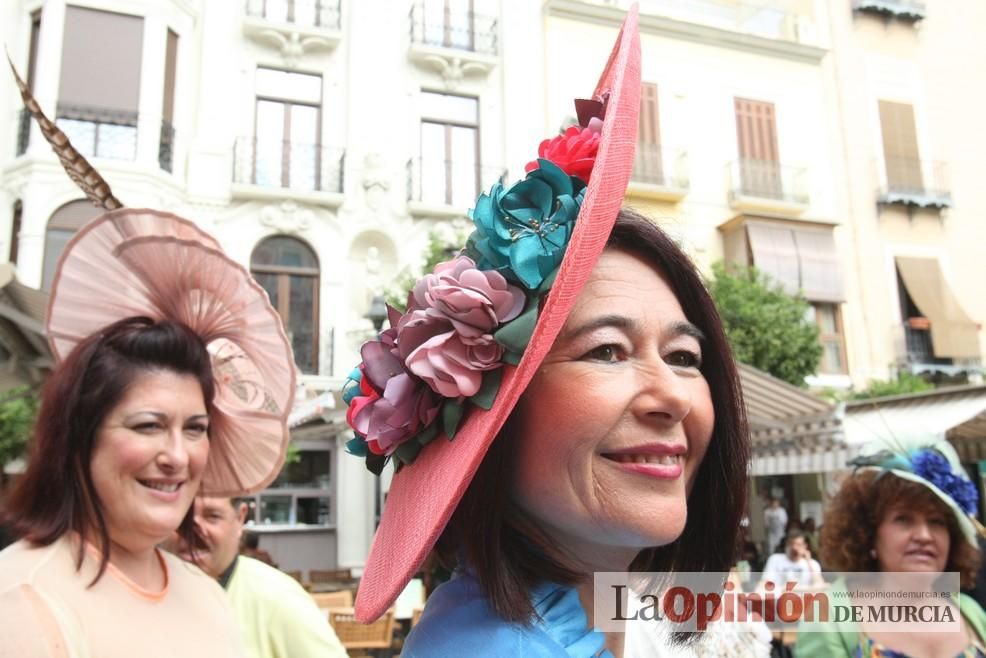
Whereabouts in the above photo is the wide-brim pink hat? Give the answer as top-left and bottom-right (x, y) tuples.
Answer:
(46, 208), (296, 496)
(352, 6), (640, 622)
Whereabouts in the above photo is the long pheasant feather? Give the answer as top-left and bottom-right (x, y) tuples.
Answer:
(6, 52), (123, 210)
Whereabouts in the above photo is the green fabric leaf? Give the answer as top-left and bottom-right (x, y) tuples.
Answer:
(394, 439), (422, 466)
(366, 452), (387, 477)
(442, 400), (465, 439)
(469, 367), (503, 411)
(501, 350), (522, 366)
(495, 299), (540, 353)
(536, 267), (558, 295)
(416, 422), (440, 446)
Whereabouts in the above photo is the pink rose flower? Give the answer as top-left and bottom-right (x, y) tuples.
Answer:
(397, 312), (502, 398)
(398, 256), (525, 397)
(408, 256), (525, 339)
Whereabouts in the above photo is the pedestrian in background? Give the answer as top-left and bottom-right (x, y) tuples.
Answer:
(764, 497), (789, 556)
(796, 438), (986, 656)
(166, 497), (348, 658)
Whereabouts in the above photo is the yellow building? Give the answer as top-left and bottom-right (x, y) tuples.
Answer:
(542, 0), (986, 547)
(544, 0), (853, 390)
(829, 1), (986, 386)
(542, 0), (985, 391)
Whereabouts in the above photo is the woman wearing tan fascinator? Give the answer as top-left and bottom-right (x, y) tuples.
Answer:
(0, 62), (296, 658)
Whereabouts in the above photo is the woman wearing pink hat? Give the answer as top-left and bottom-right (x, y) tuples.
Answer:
(343, 6), (749, 657)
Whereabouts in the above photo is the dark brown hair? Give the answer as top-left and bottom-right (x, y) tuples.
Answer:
(3, 317), (215, 584)
(821, 470), (980, 588)
(438, 208), (750, 622)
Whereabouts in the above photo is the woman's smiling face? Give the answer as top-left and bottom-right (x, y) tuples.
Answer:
(510, 248), (715, 570)
(89, 369), (210, 551)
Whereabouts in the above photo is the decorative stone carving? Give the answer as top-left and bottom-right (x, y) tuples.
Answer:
(414, 54), (493, 91)
(361, 153), (391, 212)
(260, 200), (314, 233)
(249, 29), (336, 68)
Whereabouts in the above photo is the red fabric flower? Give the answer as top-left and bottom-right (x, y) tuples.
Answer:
(524, 117), (603, 183)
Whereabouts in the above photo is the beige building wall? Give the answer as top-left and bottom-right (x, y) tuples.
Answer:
(544, 0), (854, 388)
(829, 2), (986, 385)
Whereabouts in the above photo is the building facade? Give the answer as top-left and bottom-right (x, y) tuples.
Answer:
(828, 0), (986, 386)
(0, 0), (530, 576)
(2, 0), (984, 569)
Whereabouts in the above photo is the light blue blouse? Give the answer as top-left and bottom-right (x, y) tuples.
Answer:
(401, 570), (613, 657)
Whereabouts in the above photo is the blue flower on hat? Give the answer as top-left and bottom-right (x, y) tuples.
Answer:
(911, 449), (980, 515)
(468, 159), (586, 290)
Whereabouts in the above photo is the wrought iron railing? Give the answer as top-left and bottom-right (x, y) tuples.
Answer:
(903, 322), (952, 366)
(233, 137), (344, 193)
(244, 0), (341, 29)
(159, 120), (175, 173)
(853, 0), (926, 21)
(409, 2), (498, 55)
(727, 159), (809, 205)
(631, 143), (689, 190)
(878, 157), (950, 208)
(55, 103), (139, 161)
(16, 108), (31, 156)
(406, 157), (504, 208)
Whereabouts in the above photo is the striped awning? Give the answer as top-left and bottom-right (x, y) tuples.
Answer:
(0, 264), (52, 392)
(738, 363), (849, 475)
(844, 385), (986, 462)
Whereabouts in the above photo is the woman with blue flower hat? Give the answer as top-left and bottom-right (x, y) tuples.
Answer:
(796, 435), (986, 658)
(342, 4), (751, 657)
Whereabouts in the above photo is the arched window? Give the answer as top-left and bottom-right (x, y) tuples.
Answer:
(251, 236), (320, 374)
(43, 200), (100, 290)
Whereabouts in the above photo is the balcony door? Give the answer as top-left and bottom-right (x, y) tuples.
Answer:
(419, 91), (479, 207)
(254, 68), (322, 191)
(735, 97), (781, 198)
(422, 0), (475, 51)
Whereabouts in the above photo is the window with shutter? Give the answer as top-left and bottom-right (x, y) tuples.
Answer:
(734, 97), (781, 198)
(635, 83), (663, 185)
(808, 303), (848, 374)
(878, 100), (923, 195)
(58, 7), (143, 160)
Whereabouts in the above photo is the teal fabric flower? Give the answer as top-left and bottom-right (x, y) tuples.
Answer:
(468, 159), (586, 290)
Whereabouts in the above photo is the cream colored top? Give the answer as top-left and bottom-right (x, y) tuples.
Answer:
(0, 535), (244, 658)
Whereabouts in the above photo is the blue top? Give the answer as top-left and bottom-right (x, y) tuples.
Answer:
(401, 570), (613, 657)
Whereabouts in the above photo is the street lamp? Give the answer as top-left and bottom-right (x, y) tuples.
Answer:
(364, 294), (388, 332)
